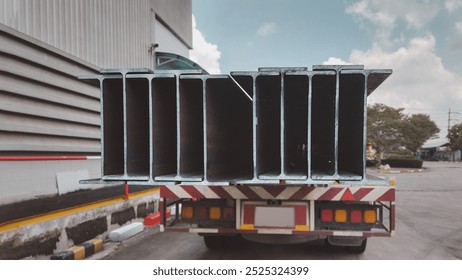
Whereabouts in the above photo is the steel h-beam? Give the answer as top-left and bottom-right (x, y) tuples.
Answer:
(80, 65), (392, 186)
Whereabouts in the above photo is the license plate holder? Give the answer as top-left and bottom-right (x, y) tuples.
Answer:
(254, 206), (295, 228)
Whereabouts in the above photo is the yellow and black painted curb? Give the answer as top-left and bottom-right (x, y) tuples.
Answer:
(51, 239), (103, 260)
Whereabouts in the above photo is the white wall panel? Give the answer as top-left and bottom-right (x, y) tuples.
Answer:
(155, 18), (189, 58)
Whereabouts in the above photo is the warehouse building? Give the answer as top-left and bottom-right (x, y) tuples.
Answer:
(0, 0), (193, 206)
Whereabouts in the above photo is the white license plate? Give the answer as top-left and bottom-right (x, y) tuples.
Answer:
(254, 206), (295, 228)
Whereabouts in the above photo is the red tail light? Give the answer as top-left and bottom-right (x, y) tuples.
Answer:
(223, 207), (234, 220)
(321, 209), (333, 222)
(195, 207), (207, 219)
(350, 210), (362, 223)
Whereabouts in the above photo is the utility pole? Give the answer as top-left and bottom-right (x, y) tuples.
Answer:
(448, 108), (451, 137)
(448, 108), (459, 140)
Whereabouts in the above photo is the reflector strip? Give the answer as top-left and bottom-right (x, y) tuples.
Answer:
(295, 225), (309, 231)
(318, 188), (343, 201)
(332, 231), (363, 237)
(181, 185), (206, 199)
(289, 186), (316, 200)
(189, 228), (219, 234)
(375, 189), (395, 202)
(276, 187), (306, 200)
(240, 224), (255, 230)
(340, 188), (354, 201)
(391, 203), (396, 231)
(262, 185), (287, 197)
(160, 185), (394, 202)
(352, 188), (374, 200)
(209, 186), (234, 199)
(251, 187), (275, 199)
(160, 187), (179, 199)
(236, 186), (260, 200)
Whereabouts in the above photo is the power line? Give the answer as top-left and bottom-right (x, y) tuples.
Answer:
(448, 108), (460, 139)
(403, 108), (462, 112)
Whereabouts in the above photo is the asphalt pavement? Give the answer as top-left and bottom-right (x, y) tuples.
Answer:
(102, 161), (462, 260)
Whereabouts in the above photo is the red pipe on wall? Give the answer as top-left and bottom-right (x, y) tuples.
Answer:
(0, 156), (101, 161)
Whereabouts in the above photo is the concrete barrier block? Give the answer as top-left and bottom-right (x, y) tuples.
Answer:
(109, 222), (144, 242)
(51, 238), (104, 260)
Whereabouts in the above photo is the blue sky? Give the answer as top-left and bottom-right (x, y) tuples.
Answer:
(192, 1), (369, 72)
(190, 0), (462, 141)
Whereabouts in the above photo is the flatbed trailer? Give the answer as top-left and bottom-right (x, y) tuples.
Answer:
(82, 64), (393, 253)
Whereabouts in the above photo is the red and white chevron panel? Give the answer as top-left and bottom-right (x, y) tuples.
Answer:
(160, 185), (395, 202)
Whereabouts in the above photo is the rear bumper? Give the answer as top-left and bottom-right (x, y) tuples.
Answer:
(161, 225), (393, 238)
(160, 183), (395, 238)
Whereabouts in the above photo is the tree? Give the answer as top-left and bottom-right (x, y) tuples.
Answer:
(448, 123), (462, 151)
(401, 114), (440, 154)
(367, 104), (405, 159)
(367, 104), (440, 160)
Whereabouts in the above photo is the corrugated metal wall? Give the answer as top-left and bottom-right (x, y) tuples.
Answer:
(0, 24), (100, 154)
(0, 0), (192, 155)
(0, 0), (192, 69)
(0, 0), (192, 205)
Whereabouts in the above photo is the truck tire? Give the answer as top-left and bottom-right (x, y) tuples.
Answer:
(203, 236), (226, 250)
(324, 239), (343, 252)
(346, 239), (367, 254)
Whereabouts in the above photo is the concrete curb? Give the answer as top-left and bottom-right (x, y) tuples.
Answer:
(51, 238), (103, 260)
(378, 169), (423, 174)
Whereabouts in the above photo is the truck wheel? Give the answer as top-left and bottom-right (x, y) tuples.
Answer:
(203, 236), (226, 250)
(346, 239), (367, 254)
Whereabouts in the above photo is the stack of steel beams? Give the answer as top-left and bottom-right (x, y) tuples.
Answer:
(81, 65), (391, 185)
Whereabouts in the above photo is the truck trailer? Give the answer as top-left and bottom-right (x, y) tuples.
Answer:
(82, 64), (394, 253)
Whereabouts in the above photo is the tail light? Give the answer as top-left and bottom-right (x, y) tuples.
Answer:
(195, 207), (207, 220)
(321, 209), (333, 222)
(318, 206), (379, 226)
(181, 206), (194, 219)
(209, 207), (221, 220)
(334, 209), (347, 223)
(364, 210), (377, 224)
(350, 210), (363, 223)
(180, 200), (235, 224)
(223, 207), (234, 220)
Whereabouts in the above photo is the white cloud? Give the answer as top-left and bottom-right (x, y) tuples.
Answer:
(456, 21), (462, 33)
(342, 35), (462, 139)
(323, 57), (351, 65)
(346, 0), (440, 44)
(346, 0), (395, 30)
(189, 15), (221, 74)
(257, 22), (277, 37)
(343, 1), (462, 139)
(445, 0), (462, 12)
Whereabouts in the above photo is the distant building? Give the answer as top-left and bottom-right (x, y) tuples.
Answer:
(0, 0), (192, 205)
(418, 140), (461, 161)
